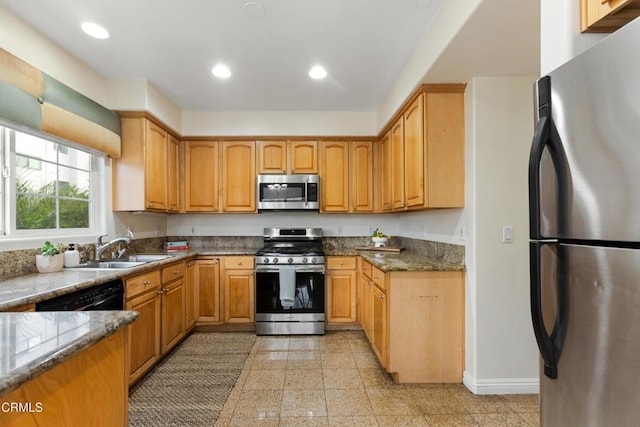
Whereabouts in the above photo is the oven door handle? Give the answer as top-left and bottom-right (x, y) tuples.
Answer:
(256, 267), (280, 273)
(255, 266), (325, 273)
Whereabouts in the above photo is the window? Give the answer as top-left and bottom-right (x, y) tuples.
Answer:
(0, 124), (103, 237)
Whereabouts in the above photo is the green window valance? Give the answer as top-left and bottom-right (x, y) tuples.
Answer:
(0, 48), (121, 157)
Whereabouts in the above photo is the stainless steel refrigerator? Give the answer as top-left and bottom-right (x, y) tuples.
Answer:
(529, 17), (640, 427)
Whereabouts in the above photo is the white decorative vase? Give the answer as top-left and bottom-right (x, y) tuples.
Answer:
(36, 254), (64, 273)
(372, 237), (389, 248)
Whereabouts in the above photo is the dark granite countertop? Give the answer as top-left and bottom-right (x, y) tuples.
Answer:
(324, 248), (465, 272)
(0, 310), (138, 396)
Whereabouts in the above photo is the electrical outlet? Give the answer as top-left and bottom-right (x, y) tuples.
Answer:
(459, 226), (466, 241)
(191, 226), (195, 234)
(502, 226), (514, 243)
(155, 225), (161, 237)
(337, 226), (343, 235)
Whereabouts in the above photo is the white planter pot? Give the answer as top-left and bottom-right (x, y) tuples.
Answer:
(372, 237), (389, 247)
(36, 254), (64, 273)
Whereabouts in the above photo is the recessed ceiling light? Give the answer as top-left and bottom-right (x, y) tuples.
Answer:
(81, 22), (109, 39)
(243, 1), (266, 18)
(309, 65), (327, 80)
(212, 64), (232, 79)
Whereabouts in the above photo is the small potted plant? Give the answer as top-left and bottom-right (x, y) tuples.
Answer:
(371, 228), (391, 247)
(36, 241), (64, 273)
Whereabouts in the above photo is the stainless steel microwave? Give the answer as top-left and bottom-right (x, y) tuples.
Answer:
(257, 174), (320, 211)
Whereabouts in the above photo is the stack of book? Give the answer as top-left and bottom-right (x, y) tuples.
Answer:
(167, 240), (189, 252)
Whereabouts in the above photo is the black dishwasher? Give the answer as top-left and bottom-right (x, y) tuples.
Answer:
(35, 279), (124, 311)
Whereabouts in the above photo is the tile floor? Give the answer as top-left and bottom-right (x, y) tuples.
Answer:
(215, 331), (540, 426)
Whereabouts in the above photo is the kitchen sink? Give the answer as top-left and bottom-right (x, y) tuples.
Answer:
(71, 261), (148, 269)
(69, 254), (175, 270)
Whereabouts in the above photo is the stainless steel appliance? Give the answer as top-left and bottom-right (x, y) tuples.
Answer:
(255, 228), (325, 335)
(529, 18), (640, 426)
(257, 174), (319, 211)
(35, 280), (124, 311)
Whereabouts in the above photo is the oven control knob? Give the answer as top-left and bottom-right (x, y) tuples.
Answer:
(311, 258), (317, 264)
(264, 258), (270, 264)
(302, 257), (308, 264)
(287, 258), (293, 264)
(273, 258), (279, 264)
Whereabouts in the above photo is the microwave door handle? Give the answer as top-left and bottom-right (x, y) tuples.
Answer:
(304, 179), (308, 206)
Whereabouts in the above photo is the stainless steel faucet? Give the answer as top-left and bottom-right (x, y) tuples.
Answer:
(94, 229), (134, 261)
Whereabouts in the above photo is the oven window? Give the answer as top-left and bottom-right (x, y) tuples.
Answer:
(256, 271), (324, 313)
(260, 183), (305, 201)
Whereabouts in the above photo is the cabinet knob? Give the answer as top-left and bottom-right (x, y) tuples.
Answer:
(173, 270), (179, 275)
(377, 294), (384, 300)
(144, 280), (151, 286)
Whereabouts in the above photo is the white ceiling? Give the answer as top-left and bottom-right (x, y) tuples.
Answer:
(2, 0), (540, 113)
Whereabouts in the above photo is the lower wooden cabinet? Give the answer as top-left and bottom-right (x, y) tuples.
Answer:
(326, 256), (357, 323)
(192, 257), (222, 324)
(125, 261), (187, 385)
(358, 259), (465, 383)
(222, 256), (255, 324)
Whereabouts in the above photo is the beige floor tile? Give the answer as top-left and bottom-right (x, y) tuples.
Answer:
(281, 389), (328, 417)
(325, 388), (374, 416)
(288, 350), (322, 360)
(323, 368), (364, 389)
(423, 414), (479, 426)
(289, 337), (320, 351)
(327, 416), (379, 426)
(471, 413), (530, 427)
(228, 416), (279, 426)
(233, 390), (283, 418)
(500, 394), (540, 413)
(321, 352), (357, 370)
(251, 355), (289, 370)
(319, 340), (352, 353)
(285, 369), (324, 390)
(358, 367), (399, 388)
(367, 388), (421, 416)
(456, 399), (512, 415)
(287, 350), (323, 370)
(348, 339), (374, 353)
(279, 416), (329, 426)
(257, 337), (290, 351)
(320, 331), (350, 341)
(243, 369), (286, 390)
(353, 352), (382, 369)
(375, 415), (428, 426)
(412, 396), (468, 416)
(214, 416), (232, 427)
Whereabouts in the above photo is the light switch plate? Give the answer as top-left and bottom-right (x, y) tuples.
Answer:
(502, 226), (514, 243)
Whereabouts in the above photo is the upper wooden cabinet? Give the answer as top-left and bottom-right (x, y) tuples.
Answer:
(581, 0), (640, 33)
(320, 141), (350, 212)
(257, 140), (318, 174)
(377, 84), (465, 212)
(350, 141), (374, 212)
(221, 141), (256, 212)
(114, 115), (181, 212)
(184, 140), (219, 212)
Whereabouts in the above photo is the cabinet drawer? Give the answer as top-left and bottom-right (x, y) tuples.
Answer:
(162, 261), (185, 283)
(223, 256), (255, 270)
(327, 256), (356, 270)
(371, 266), (386, 290)
(361, 259), (372, 279)
(126, 270), (161, 299)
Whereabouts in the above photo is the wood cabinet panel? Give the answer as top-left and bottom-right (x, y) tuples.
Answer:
(161, 278), (184, 354)
(184, 140), (219, 212)
(126, 286), (161, 385)
(195, 258), (221, 323)
(390, 119), (405, 210)
(167, 134), (181, 212)
(404, 95), (425, 208)
(185, 261), (196, 330)
(125, 270), (161, 299)
(221, 141), (256, 212)
(289, 140), (318, 173)
(350, 141), (374, 212)
(327, 269), (357, 323)
(380, 131), (393, 211)
(257, 140), (287, 173)
(145, 121), (168, 210)
(224, 269), (255, 323)
(327, 256), (357, 270)
(581, 0), (640, 33)
(320, 141), (349, 212)
(372, 284), (387, 364)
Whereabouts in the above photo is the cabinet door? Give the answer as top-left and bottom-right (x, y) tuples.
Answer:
(221, 141), (256, 212)
(320, 141), (349, 212)
(362, 278), (373, 340)
(327, 269), (356, 323)
(391, 118), (405, 210)
(404, 95), (425, 208)
(581, 0), (636, 32)
(126, 288), (161, 384)
(372, 285), (387, 366)
(425, 90), (465, 208)
(350, 141), (373, 212)
(184, 140), (219, 212)
(196, 258), (221, 323)
(167, 134), (181, 212)
(380, 131), (393, 211)
(145, 120), (168, 210)
(289, 140), (318, 173)
(224, 269), (255, 323)
(257, 140), (287, 174)
(185, 261), (196, 330)
(161, 279), (185, 354)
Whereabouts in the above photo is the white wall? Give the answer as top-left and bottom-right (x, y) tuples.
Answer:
(540, 0), (605, 74)
(463, 76), (539, 394)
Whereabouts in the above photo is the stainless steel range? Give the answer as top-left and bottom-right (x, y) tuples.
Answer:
(255, 228), (325, 335)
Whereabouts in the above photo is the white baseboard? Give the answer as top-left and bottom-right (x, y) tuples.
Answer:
(463, 372), (539, 395)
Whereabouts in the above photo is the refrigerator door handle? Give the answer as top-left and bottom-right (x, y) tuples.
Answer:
(530, 241), (569, 379)
(528, 76), (570, 240)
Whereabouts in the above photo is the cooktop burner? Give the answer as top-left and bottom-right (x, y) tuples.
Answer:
(255, 228), (325, 265)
